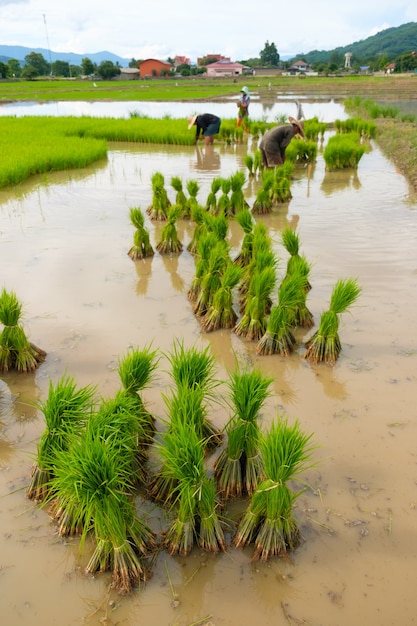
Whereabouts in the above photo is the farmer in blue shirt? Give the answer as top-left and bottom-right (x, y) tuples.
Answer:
(188, 113), (221, 145)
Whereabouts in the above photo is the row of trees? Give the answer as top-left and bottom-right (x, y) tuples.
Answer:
(0, 52), (122, 80)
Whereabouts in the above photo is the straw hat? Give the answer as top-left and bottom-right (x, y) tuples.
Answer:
(288, 116), (304, 137)
(187, 114), (198, 130)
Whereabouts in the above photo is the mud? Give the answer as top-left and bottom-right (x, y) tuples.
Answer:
(0, 130), (417, 626)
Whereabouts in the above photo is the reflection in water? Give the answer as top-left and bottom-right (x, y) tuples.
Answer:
(191, 146), (221, 172)
(0, 371), (40, 422)
(321, 169), (361, 195)
(161, 254), (185, 292)
(307, 362), (348, 400)
(133, 257), (154, 295)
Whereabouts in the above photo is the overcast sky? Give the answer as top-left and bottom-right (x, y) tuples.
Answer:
(1, 0), (416, 62)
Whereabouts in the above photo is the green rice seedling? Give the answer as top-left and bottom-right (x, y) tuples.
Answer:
(187, 204), (208, 254)
(239, 222), (275, 305)
(0, 288), (46, 373)
(285, 138), (317, 165)
(323, 132), (366, 170)
(117, 344), (159, 436)
(289, 255), (314, 329)
(156, 204), (183, 255)
(256, 272), (306, 356)
(204, 211), (229, 243)
(147, 172), (171, 220)
(216, 177), (232, 216)
(229, 171), (249, 214)
(233, 208), (255, 267)
(51, 432), (156, 594)
(281, 226), (311, 291)
(304, 277), (362, 365)
(215, 367), (273, 498)
(166, 339), (218, 397)
(270, 161), (294, 203)
(205, 176), (222, 213)
(201, 261), (243, 332)
(185, 179), (200, 218)
(253, 149), (263, 175)
(127, 207), (154, 260)
(234, 266), (277, 342)
(193, 241), (229, 318)
(304, 117), (326, 142)
(158, 422), (226, 555)
(26, 374), (96, 501)
(244, 153), (254, 176)
(187, 232), (218, 302)
(170, 176), (188, 214)
(233, 415), (316, 560)
(252, 169), (274, 214)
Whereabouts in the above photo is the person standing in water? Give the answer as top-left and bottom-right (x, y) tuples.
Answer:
(188, 113), (221, 145)
(259, 117), (304, 168)
(237, 86), (250, 130)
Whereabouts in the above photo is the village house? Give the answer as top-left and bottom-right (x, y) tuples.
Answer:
(288, 59), (311, 74)
(118, 67), (139, 80)
(197, 53), (231, 66)
(174, 55), (190, 68)
(205, 59), (244, 77)
(139, 58), (172, 78)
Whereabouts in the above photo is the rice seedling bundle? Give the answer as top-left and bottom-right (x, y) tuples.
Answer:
(233, 416), (316, 560)
(233, 208), (255, 267)
(288, 255), (314, 329)
(323, 132), (366, 170)
(304, 117), (326, 142)
(244, 153), (254, 176)
(187, 232), (218, 301)
(215, 367), (273, 498)
(205, 176), (222, 213)
(204, 211), (229, 243)
(193, 241), (230, 317)
(304, 277), (361, 365)
(127, 207), (154, 260)
(187, 204), (209, 254)
(156, 204), (183, 254)
(216, 178), (232, 216)
(234, 266), (276, 341)
(147, 172), (171, 220)
(0, 288), (46, 373)
(281, 226), (312, 292)
(256, 272), (306, 356)
(271, 164), (293, 203)
(229, 171), (249, 214)
(51, 432), (156, 594)
(170, 176), (188, 213)
(185, 179), (200, 218)
(252, 169), (274, 214)
(201, 261), (243, 332)
(26, 374), (96, 501)
(166, 339), (218, 396)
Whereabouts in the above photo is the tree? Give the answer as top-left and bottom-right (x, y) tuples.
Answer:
(51, 60), (70, 78)
(259, 41), (280, 66)
(7, 58), (21, 78)
(21, 65), (39, 81)
(81, 57), (95, 76)
(129, 58), (140, 68)
(96, 60), (121, 80)
(24, 52), (50, 76)
(0, 62), (9, 79)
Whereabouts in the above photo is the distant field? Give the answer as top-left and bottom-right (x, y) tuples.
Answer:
(1, 74), (417, 103)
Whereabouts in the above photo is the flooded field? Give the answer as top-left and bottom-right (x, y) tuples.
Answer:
(1, 119), (417, 626)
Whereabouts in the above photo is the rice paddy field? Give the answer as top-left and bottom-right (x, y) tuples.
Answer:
(0, 79), (417, 626)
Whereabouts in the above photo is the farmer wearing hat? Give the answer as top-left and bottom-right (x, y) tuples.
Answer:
(259, 117), (304, 168)
(188, 113), (221, 145)
(237, 86), (250, 130)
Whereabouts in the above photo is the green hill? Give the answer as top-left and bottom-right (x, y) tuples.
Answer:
(291, 21), (417, 66)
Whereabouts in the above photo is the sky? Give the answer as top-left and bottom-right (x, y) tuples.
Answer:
(1, 0), (416, 63)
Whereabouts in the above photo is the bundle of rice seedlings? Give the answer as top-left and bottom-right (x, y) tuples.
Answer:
(26, 374), (96, 501)
(252, 169), (274, 214)
(146, 172), (171, 221)
(234, 266), (276, 342)
(51, 432), (156, 594)
(201, 261), (243, 332)
(185, 179), (200, 218)
(0, 288), (46, 373)
(156, 204), (183, 255)
(289, 255), (314, 329)
(256, 272), (306, 356)
(244, 153), (254, 176)
(217, 178), (231, 216)
(271, 162), (293, 203)
(166, 339), (218, 395)
(127, 207), (154, 260)
(171, 176), (188, 215)
(204, 211), (229, 243)
(187, 232), (218, 302)
(205, 176), (222, 213)
(229, 171), (249, 214)
(233, 416), (316, 560)
(233, 208), (255, 267)
(239, 222), (274, 303)
(281, 226), (311, 291)
(215, 367), (273, 498)
(304, 278), (362, 365)
(158, 422), (226, 555)
(117, 345), (159, 436)
(193, 241), (229, 318)
(187, 204), (208, 254)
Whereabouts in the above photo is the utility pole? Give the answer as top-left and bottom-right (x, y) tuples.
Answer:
(43, 13), (53, 76)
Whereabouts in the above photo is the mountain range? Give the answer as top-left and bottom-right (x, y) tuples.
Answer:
(1, 22), (416, 69)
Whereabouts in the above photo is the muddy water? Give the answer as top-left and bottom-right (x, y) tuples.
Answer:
(0, 133), (417, 626)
